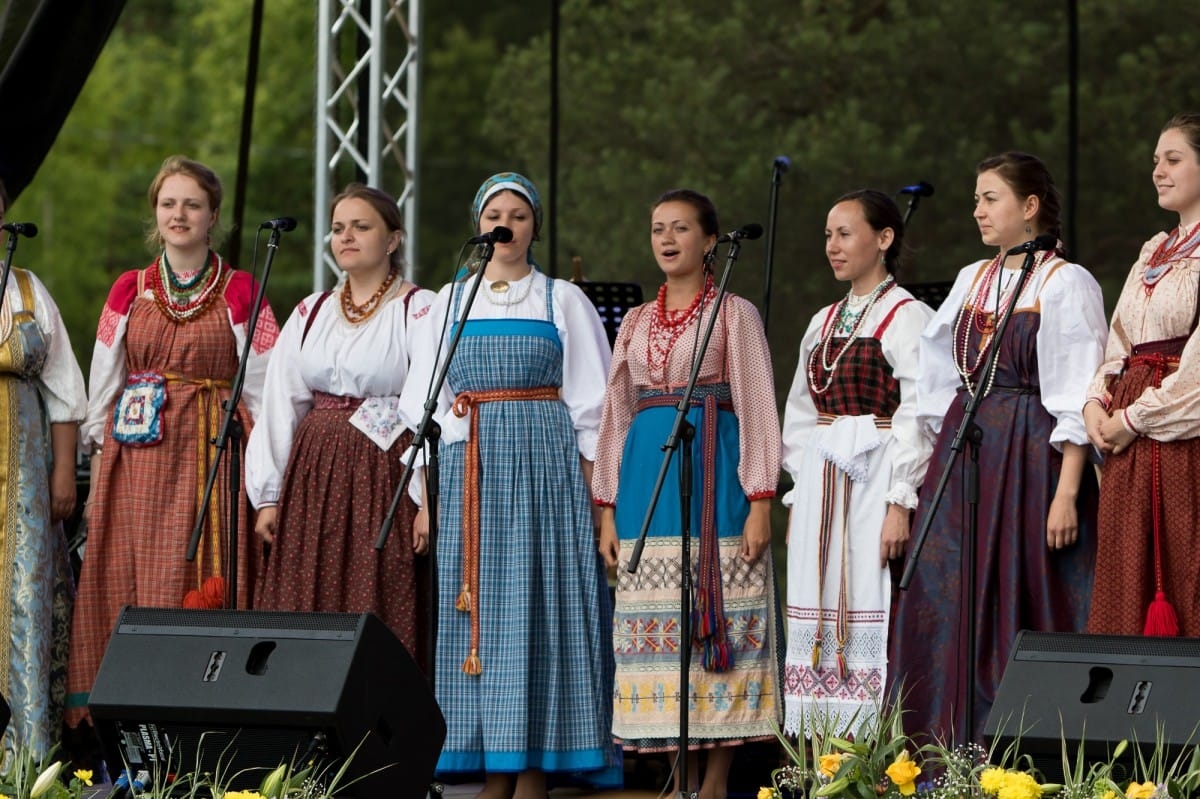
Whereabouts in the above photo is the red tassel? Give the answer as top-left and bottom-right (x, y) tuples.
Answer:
(1144, 591), (1180, 637)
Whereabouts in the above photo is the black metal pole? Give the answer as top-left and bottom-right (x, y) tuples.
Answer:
(229, 0), (263, 268)
(548, 0), (560, 276)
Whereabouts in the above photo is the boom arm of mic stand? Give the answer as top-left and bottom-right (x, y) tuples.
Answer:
(186, 229), (283, 600)
(902, 195), (922, 227)
(627, 239), (745, 574)
(376, 247), (495, 551)
(899, 248), (1038, 589)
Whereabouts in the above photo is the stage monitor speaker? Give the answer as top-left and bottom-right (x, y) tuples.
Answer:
(985, 630), (1200, 782)
(88, 607), (444, 798)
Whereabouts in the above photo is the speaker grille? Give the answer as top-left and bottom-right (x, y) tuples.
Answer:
(1013, 631), (1200, 664)
(116, 607), (361, 639)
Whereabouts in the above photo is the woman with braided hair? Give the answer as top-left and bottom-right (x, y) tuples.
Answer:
(889, 152), (1106, 743)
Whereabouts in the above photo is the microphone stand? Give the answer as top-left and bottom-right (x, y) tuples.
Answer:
(186, 228), (285, 608)
(626, 237), (748, 799)
(761, 157), (788, 334)
(898, 245), (1041, 744)
(0, 232), (20, 305)
(374, 244), (496, 799)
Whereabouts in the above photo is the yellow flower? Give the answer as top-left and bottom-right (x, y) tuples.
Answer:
(819, 752), (849, 778)
(997, 771), (1043, 799)
(1126, 782), (1157, 799)
(981, 767), (1008, 795)
(74, 768), (94, 786)
(1101, 791), (1117, 799)
(758, 788), (778, 799)
(885, 750), (922, 796)
(223, 792), (266, 799)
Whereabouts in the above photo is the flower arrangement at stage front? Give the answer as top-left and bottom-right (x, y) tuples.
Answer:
(0, 733), (374, 799)
(0, 745), (93, 799)
(761, 696), (1200, 799)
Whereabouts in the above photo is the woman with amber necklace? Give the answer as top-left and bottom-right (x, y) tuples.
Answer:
(247, 183), (433, 659)
(399, 172), (618, 796)
(67, 155), (278, 727)
(1084, 113), (1200, 638)
(594, 188), (782, 799)
(889, 152), (1106, 744)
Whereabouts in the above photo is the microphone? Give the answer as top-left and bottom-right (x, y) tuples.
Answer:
(259, 217), (297, 231)
(1005, 233), (1058, 256)
(1, 222), (37, 237)
(773, 155), (791, 173)
(715, 224), (763, 244)
(898, 181), (935, 197)
(467, 226), (514, 245)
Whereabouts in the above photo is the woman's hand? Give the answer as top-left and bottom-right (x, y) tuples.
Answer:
(1083, 400), (1109, 452)
(1046, 493), (1079, 550)
(49, 462), (76, 523)
(598, 507), (619, 569)
(740, 499), (772, 564)
(879, 504), (910, 566)
(254, 506), (279, 544)
(412, 505), (430, 554)
(1098, 412), (1138, 456)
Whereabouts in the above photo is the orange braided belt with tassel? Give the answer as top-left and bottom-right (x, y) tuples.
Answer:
(451, 385), (561, 674)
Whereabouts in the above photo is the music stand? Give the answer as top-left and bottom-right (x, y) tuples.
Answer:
(902, 280), (954, 311)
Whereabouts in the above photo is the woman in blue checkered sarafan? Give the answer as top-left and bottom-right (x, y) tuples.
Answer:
(398, 172), (620, 797)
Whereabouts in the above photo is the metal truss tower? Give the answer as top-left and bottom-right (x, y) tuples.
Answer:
(314, 0), (421, 289)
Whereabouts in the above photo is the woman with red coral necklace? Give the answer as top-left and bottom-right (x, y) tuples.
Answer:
(1084, 113), (1200, 637)
(594, 189), (782, 799)
(889, 152), (1106, 745)
(67, 155), (278, 728)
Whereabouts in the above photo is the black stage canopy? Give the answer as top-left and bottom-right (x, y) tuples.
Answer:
(0, 0), (125, 200)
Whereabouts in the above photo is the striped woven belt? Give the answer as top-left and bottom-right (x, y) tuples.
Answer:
(634, 382), (736, 672)
(450, 385), (561, 675)
(162, 371), (232, 586)
(816, 412), (892, 429)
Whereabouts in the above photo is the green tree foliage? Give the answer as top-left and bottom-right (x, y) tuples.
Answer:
(479, 0), (1200, 375)
(17, 0), (315, 371)
(13, 0), (1200, 389)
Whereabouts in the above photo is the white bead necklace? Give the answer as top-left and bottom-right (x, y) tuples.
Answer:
(808, 275), (895, 395)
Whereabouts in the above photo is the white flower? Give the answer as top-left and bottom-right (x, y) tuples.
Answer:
(30, 760), (63, 798)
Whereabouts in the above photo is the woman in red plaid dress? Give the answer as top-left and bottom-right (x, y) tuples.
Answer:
(66, 156), (277, 727)
(781, 190), (933, 738)
(1084, 113), (1200, 637)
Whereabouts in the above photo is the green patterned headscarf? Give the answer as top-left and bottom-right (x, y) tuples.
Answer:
(471, 173), (542, 264)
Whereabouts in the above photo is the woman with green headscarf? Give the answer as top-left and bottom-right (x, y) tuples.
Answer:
(399, 172), (620, 796)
